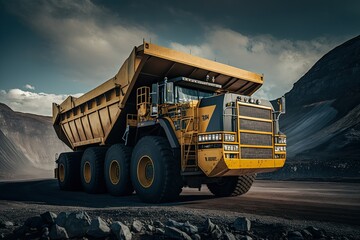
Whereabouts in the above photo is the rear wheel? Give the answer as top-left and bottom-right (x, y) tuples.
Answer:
(57, 152), (83, 191)
(104, 144), (133, 196)
(207, 174), (256, 197)
(80, 147), (108, 194)
(131, 136), (182, 203)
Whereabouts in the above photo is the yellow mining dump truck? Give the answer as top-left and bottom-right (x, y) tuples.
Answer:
(53, 41), (286, 203)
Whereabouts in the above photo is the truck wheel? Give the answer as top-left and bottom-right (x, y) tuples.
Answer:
(131, 136), (182, 203)
(207, 174), (255, 197)
(57, 152), (83, 191)
(104, 144), (133, 196)
(80, 147), (108, 194)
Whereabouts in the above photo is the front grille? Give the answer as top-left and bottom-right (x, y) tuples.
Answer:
(238, 104), (273, 159)
(240, 133), (272, 146)
(239, 105), (271, 119)
(241, 148), (273, 159)
(240, 119), (272, 132)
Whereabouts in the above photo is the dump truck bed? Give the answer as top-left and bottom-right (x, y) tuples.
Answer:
(53, 42), (264, 149)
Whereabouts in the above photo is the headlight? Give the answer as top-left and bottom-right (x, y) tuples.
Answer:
(276, 136), (286, 144)
(224, 133), (235, 142)
(198, 133), (222, 142)
(275, 146), (286, 152)
(224, 144), (239, 151)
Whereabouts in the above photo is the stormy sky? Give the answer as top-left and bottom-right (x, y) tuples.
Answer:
(0, 0), (359, 116)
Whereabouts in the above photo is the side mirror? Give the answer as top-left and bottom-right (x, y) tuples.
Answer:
(278, 96), (286, 114)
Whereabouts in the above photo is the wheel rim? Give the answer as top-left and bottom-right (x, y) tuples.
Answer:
(83, 161), (91, 183)
(137, 155), (154, 188)
(109, 160), (120, 185)
(59, 163), (65, 182)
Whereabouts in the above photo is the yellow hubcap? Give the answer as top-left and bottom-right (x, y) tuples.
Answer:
(109, 160), (120, 185)
(83, 161), (91, 184)
(59, 163), (65, 182)
(137, 156), (154, 188)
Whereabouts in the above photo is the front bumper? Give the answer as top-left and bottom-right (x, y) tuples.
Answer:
(198, 148), (286, 177)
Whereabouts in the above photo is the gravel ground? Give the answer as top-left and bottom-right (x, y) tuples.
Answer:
(0, 201), (359, 239)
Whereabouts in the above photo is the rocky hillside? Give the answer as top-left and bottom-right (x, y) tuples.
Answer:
(0, 103), (69, 179)
(266, 35), (360, 179)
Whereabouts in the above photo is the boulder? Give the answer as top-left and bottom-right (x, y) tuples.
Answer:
(64, 211), (92, 238)
(0, 220), (14, 229)
(41, 226), (50, 240)
(183, 221), (198, 235)
(300, 229), (312, 239)
(146, 224), (155, 232)
(154, 220), (165, 228)
(55, 212), (70, 227)
(12, 225), (29, 238)
(306, 226), (325, 238)
(49, 224), (69, 240)
(192, 233), (201, 240)
(164, 226), (192, 240)
(287, 231), (304, 240)
(40, 211), (57, 224)
(111, 221), (132, 240)
(167, 219), (184, 228)
(87, 217), (111, 238)
(24, 216), (44, 230)
(155, 227), (165, 235)
(211, 225), (222, 239)
(233, 217), (251, 232)
(203, 218), (216, 233)
(224, 231), (236, 240)
(239, 236), (253, 240)
(167, 219), (198, 235)
(131, 220), (143, 233)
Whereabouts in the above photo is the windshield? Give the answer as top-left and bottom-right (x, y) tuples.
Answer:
(175, 86), (214, 103)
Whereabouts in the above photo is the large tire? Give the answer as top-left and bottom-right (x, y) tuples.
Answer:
(131, 136), (182, 203)
(80, 147), (108, 194)
(207, 174), (256, 197)
(57, 151), (83, 191)
(104, 144), (133, 196)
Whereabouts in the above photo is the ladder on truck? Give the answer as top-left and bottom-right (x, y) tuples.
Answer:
(181, 116), (198, 172)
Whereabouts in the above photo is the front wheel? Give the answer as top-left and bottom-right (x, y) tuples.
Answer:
(131, 136), (182, 203)
(207, 174), (255, 197)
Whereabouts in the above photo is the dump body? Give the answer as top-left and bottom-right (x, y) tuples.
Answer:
(53, 42), (264, 150)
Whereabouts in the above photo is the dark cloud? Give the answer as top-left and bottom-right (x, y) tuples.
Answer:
(0, 0), (359, 115)
(93, 0), (360, 40)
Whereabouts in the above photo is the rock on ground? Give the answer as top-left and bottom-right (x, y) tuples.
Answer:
(233, 217), (251, 232)
(111, 221), (132, 240)
(49, 224), (69, 240)
(131, 219), (143, 233)
(64, 211), (92, 238)
(165, 226), (192, 240)
(55, 212), (69, 227)
(87, 216), (111, 238)
(40, 211), (57, 224)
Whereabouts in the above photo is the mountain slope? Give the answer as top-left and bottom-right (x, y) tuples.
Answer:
(0, 103), (70, 179)
(268, 35), (360, 179)
(0, 129), (31, 178)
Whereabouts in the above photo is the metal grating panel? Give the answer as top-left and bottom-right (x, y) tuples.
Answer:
(240, 133), (272, 146)
(239, 105), (271, 119)
(241, 148), (273, 159)
(240, 119), (272, 132)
